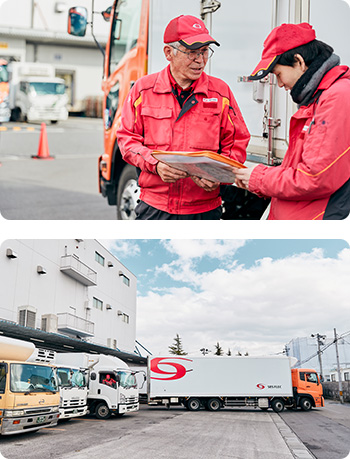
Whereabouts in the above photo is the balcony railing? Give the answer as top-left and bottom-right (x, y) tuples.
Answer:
(60, 255), (97, 286)
(57, 312), (94, 337)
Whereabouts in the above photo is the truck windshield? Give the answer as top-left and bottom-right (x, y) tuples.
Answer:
(109, 0), (142, 74)
(58, 367), (86, 388)
(29, 82), (66, 96)
(117, 371), (137, 389)
(10, 363), (58, 393)
(0, 66), (8, 83)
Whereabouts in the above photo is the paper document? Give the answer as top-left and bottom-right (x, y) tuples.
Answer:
(152, 150), (246, 183)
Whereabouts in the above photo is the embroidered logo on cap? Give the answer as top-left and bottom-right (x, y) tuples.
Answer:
(193, 23), (202, 29)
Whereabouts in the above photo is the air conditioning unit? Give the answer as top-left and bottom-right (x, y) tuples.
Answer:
(6, 248), (18, 259)
(107, 338), (117, 349)
(18, 306), (37, 328)
(41, 314), (58, 333)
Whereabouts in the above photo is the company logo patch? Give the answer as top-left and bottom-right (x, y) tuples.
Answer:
(203, 97), (218, 108)
(257, 383), (265, 390)
(193, 23), (202, 29)
(150, 357), (193, 381)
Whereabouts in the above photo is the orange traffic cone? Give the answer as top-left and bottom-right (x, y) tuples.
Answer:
(32, 123), (54, 160)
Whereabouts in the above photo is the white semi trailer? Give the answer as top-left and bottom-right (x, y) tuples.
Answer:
(148, 356), (324, 412)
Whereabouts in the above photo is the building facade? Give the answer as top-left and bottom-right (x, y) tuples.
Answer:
(286, 336), (350, 382)
(0, 239), (137, 353)
(0, 0), (122, 113)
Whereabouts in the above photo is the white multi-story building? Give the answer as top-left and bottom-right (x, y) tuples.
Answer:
(0, 0), (123, 113)
(286, 336), (350, 382)
(0, 239), (137, 354)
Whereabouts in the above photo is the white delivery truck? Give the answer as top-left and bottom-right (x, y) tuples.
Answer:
(28, 348), (89, 421)
(148, 356), (324, 412)
(7, 62), (68, 123)
(0, 336), (60, 435)
(55, 365), (89, 420)
(55, 353), (139, 419)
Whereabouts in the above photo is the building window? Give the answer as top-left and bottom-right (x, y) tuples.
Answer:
(93, 297), (103, 311)
(331, 374), (336, 382)
(95, 252), (105, 266)
(344, 372), (349, 381)
(119, 272), (130, 286)
(122, 313), (129, 324)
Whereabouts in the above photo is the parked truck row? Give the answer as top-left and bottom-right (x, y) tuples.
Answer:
(0, 336), (138, 435)
(0, 337), (324, 436)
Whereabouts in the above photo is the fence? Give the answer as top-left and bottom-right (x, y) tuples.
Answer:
(322, 381), (350, 402)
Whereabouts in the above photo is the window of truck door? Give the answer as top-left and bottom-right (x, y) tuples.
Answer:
(108, 0), (143, 76)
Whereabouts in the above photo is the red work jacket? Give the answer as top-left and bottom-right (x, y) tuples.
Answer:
(249, 66), (350, 220)
(117, 66), (250, 214)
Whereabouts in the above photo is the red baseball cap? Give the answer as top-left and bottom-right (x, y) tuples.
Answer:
(249, 23), (316, 80)
(164, 15), (220, 50)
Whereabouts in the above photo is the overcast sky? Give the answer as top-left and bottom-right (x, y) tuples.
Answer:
(100, 239), (350, 358)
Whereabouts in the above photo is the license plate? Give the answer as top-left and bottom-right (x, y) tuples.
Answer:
(36, 416), (46, 424)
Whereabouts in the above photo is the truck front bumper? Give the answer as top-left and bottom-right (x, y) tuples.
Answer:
(59, 405), (88, 419)
(0, 410), (60, 435)
(118, 402), (139, 414)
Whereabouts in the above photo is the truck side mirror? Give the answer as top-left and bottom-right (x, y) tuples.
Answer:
(68, 7), (88, 37)
(101, 6), (112, 22)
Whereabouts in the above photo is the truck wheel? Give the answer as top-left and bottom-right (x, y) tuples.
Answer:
(299, 398), (312, 411)
(10, 107), (21, 122)
(116, 165), (140, 220)
(271, 399), (285, 413)
(206, 398), (221, 411)
(95, 402), (111, 419)
(187, 398), (201, 411)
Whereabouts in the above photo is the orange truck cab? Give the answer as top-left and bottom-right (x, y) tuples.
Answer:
(291, 368), (324, 411)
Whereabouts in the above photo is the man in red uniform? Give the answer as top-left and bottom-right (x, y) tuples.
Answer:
(117, 15), (250, 220)
(233, 23), (350, 220)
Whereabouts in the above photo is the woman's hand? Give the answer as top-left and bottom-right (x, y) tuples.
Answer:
(232, 166), (257, 190)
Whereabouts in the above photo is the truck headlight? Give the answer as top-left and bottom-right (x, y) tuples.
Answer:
(4, 410), (26, 417)
(120, 394), (126, 403)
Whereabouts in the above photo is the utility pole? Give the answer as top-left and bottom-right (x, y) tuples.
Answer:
(311, 333), (326, 381)
(334, 328), (344, 404)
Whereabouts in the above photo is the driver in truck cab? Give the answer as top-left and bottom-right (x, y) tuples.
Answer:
(102, 374), (116, 388)
(117, 15), (250, 220)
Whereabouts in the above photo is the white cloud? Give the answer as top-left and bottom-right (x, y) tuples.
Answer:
(136, 248), (350, 357)
(161, 239), (247, 260)
(99, 239), (141, 258)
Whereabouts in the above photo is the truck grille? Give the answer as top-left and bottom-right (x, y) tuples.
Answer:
(126, 396), (138, 404)
(25, 407), (53, 415)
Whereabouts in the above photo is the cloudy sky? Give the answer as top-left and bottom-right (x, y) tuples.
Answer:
(100, 239), (350, 358)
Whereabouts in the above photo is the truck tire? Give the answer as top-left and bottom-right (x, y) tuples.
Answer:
(206, 398), (221, 411)
(271, 399), (285, 413)
(95, 402), (111, 419)
(116, 165), (140, 220)
(10, 107), (21, 122)
(187, 398), (201, 411)
(299, 397), (312, 411)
